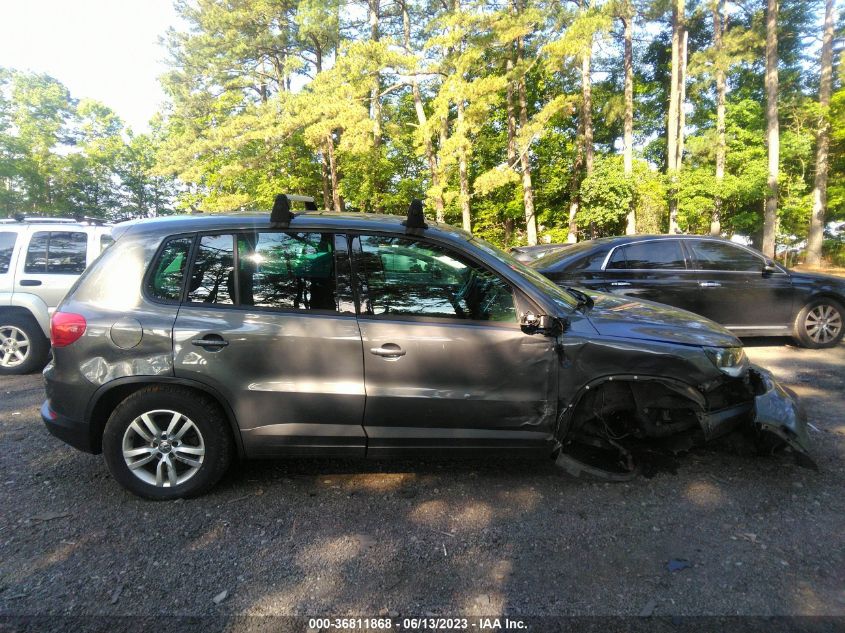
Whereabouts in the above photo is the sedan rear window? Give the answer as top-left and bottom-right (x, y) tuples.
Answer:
(688, 240), (763, 272)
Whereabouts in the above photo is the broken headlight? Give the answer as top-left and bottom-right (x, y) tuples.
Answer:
(704, 346), (749, 378)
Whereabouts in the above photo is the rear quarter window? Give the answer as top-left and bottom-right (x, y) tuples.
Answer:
(0, 232), (16, 274)
(147, 236), (193, 302)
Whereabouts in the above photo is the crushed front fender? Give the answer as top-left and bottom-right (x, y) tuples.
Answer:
(749, 366), (817, 469)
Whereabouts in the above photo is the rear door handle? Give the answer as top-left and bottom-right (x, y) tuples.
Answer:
(699, 281), (721, 288)
(191, 335), (229, 351)
(609, 282), (631, 287)
(370, 344), (406, 358)
(18, 279), (42, 287)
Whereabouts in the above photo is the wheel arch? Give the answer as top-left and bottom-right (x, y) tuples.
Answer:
(86, 377), (245, 457)
(0, 294), (51, 338)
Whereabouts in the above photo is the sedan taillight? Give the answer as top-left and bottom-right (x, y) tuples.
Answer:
(50, 312), (87, 348)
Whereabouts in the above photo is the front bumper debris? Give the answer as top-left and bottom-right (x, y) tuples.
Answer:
(749, 366), (816, 469)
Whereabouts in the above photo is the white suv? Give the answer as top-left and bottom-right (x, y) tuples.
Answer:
(0, 217), (113, 374)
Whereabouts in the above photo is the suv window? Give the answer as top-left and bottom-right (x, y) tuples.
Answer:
(237, 232), (338, 312)
(100, 234), (114, 253)
(187, 234), (236, 305)
(148, 236), (193, 301)
(688, 240), (763, 272)
(610, 240), (686, 270)
(24, 231), (88, 274)
(357, 235), (516, 322)
(0, 232), (15, 274)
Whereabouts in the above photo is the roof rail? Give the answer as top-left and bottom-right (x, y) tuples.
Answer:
(0, 216), (80, 224)
(270, 194), (317, 228)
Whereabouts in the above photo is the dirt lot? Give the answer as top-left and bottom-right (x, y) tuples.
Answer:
(0, 339), (843, 621)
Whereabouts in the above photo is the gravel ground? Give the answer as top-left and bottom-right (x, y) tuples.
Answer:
(0, 339), (843, 620)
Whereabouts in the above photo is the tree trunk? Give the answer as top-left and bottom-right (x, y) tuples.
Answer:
(567, 6), (593, 244)
(403, 0), (444, 222)
(457, 99), (471, 233)
(326, 134), (342, 213)
(711, 0), (727, 236)
(667, 0), (684, 234)
(806, 0), (836, 266)
(516, 27), (538, 246)
(762, 0), (779, 258)
(369, 0), (383, 213)
(320, 149), (331, 211)
(623, 1), (635, 235)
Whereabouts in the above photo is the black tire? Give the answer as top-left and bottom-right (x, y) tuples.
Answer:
(0, 313), (50, 375)
(792, 297), (845, 349)
(102, 385), (233, 500)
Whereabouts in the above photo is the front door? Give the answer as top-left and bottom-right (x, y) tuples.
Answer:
(685, 239), (794, 330)
(172, 231), (366, 457)
(351, 234), (559, 457)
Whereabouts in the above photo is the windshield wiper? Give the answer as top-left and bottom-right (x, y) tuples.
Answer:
(565, 286), (594, 310)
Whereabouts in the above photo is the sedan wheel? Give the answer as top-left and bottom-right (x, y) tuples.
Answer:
(794, 299), (845, 349)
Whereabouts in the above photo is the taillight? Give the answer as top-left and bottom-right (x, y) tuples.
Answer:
(50, 312), (87, 347)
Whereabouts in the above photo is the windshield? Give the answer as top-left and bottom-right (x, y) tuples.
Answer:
(470, 237), (579, 310)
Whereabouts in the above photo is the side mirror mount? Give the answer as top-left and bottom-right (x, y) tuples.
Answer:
(519, 311), (561, 335)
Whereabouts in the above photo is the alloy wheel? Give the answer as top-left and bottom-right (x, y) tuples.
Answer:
(121, 409), (206, 488)
(804, 304), (843, 345)
(0, 325), (30, 368)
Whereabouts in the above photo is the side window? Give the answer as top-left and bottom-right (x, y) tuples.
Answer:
(688, 240), (763, 272)
(357, 235), (516, 322)
(147, 236), (193, 301)
(619, 240), (686, 270)
(187, 234), (235, 305)
(24, 231), (88, 274)
(0, 232), (15, 274)
(100, 234), (114, 253)
(606, 247), (627, 270)
(237, 231), (340, 312)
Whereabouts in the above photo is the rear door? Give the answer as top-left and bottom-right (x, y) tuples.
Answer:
(685, 239), (793, 329)
(0, 230), (18, 296)
(18, 230), (90, 310)
(599, 239), (701, 313)
(172, 230), (366, 456)
(352, 234), (559, 456)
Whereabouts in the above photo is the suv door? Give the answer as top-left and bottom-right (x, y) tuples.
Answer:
(599, 239), (700, 313)
(171, 231), (366, 456)
(351, 234), (558, 456)
(685, 239), (794, 330)
(19, 230), (90, 309)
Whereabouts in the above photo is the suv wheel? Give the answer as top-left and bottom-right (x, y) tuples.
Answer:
(793, 298), (844, 349)
(102, 386), (233, 499)
(0, 314), (49, 375)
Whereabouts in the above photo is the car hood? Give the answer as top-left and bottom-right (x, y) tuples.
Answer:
(583, 291), (741, 348)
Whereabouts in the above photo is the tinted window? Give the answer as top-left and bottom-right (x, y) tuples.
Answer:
(187, 234), (235, 305)
(24, 231), (88, 274)
(0, 232), (15, 274)
(357, 236), (516, 322)
(616, 240), (686, 270)
(148, 236), (193, 301)
(606, 247), (627, 269)
(237, 232), (339, 312)
(688, 240), (763, 272)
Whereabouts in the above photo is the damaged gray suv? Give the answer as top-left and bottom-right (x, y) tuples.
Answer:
(42, 196), (814, 499)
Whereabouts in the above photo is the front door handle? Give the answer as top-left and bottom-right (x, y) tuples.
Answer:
(19, 279), (42, 287)
(609, 281), (631, 287)
(191, 335), (229, 351)
(699, 281), (722, 288)
(370, 344), (406, 358)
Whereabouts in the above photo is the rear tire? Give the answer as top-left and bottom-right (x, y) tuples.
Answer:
(792, 298), (844, 349)
(102, 386), (233, 499)
(0, 314), (49, 375)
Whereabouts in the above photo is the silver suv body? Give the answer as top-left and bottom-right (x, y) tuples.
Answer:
(0, 217), (113, 374)
(41, 200), (813, 499)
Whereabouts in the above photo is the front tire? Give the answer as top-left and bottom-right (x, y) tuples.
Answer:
(793, 298), (844, 349)
(0, 314), (49, 375)
(102, 386), (233, 499)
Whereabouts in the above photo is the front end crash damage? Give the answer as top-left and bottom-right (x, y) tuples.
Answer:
(555, 366), (816, 480)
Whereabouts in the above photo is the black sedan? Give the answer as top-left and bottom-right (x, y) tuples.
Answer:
(531, 235), (845, 348)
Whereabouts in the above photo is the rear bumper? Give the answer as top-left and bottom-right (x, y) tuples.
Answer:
(41, 400), (96, 453)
